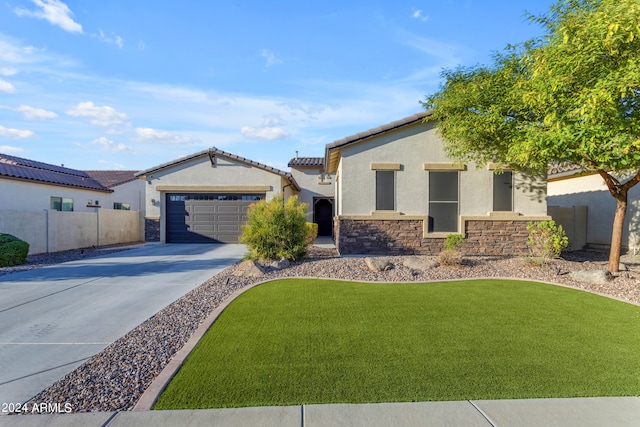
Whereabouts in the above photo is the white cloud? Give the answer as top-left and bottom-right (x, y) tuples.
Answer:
(241, 125), (289, 140)
(138, 41), (146, 51)
(411, 9), (429, 22)
(93, 29), (124, 48)
(67, 102), (128, 127)
(261, 49), (282, 68)
(0, 79), (16, 93)
(91, 136), (129, 152)
(17, 105), (58, 120)
(0, 125), (35, 139)
(0, 68), (17, 76)
(134, 127), (192, 145)
(0, 145), (25, 154)
(14, 0), (82, 33)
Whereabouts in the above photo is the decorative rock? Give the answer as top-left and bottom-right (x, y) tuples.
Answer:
(619, 262), (628, 271)
(569, 270), (613, 285)
(233, 260), (265, 277)
(365, 257), (394, 272)
(269, 257), (290, 270)
(403, 257), (437, 271)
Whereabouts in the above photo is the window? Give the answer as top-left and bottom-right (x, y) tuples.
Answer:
(114, 202), (131, 210)
(376, 170), (395, 210)
(50, 197), (73, 212)
(493, 171), (513, 211)
(428, 171), (458, 232)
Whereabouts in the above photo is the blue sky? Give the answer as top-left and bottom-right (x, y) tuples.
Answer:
(0, 0), (552, 172)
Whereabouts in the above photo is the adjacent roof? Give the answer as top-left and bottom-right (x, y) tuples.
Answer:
(136, 147), (300, 191)
(324, 111), (434, 173)
(547, 162), (585, 179)
(0, 153), (112, 192)
(84, 170), (140, 188)
(288, 157), (324, 168)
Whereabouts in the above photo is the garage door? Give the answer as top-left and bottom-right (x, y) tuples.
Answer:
(166, 193), (263, 243)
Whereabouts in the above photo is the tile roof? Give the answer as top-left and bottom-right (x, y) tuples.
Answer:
(547, 162), (584, 178)
(0, 153), (112, 192)
(136, 147), (300, 191)
(288, 157), (324, 168)
(84, 170), (140, 188)
(325, 111), (434, 172)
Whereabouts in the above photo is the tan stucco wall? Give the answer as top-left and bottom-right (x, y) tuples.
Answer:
(290, 167), (334, 222)
(143, 154), (296, 242)
(335, 120), (547, 233)
(0, 209), (141, 254)
(548, 173), (640, 250)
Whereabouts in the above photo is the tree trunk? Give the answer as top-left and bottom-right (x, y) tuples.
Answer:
(608, 197), (627, 273)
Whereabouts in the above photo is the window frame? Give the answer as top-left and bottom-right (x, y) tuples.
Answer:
(375, 170), (395, 211)
(428, 170), (459, 233)
(492, 171), (513, 212)
(50, 196), (74, 212)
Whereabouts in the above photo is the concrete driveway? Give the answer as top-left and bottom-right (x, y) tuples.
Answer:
(0, 243), (246, 406)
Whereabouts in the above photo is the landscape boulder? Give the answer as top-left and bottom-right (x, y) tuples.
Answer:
(568, 270), (612, 285)
(233, 260), (265, 277)
(269, 257), (291, 270)
(403, 257), (437, 272)
(365, 257), (394, 272)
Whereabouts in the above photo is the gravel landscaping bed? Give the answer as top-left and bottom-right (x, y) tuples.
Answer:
(13, 246), (640, 413)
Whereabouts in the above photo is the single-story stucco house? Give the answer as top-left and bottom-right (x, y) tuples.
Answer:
(325, 111), (550, 255)
(0, 152), (144, 253)
(135, 112), (550, 255)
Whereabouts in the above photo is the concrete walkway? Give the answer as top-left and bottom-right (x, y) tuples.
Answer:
(0, 244), (246, 406)
(2, 397), (640, 426)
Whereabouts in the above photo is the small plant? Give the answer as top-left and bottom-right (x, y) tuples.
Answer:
(240, 194), (310, 261)
(438, 234), (466, 267)
(0, 233), (29, 267)
(526, 220), (569, 260)
(444, 234), (465, 251)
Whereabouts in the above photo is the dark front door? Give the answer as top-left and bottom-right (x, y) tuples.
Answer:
(314, 198), (334, 237)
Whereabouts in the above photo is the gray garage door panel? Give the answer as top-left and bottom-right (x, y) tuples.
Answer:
(166, 193), (263, 243)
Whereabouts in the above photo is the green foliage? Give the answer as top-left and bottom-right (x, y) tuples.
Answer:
(424, 0), (640, 174)
(240, 194), (310, 261)
(0, 233), (29, 267)
(444, 234), (465, 251)
(526, 220), (569, 259)
(305, 222), (318, 245)
(424, 0), (640, 271)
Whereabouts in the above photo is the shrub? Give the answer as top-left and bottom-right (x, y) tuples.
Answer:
(439, 234), (466, 267)
(444, 234), (465, 251)
(240, 194), (310, 261)
(526, 220), (569, 259)
(305, 222), (318, 245)
(0, 233), (29, 267)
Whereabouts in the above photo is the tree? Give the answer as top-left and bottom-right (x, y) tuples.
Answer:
(423, 0), (640, 272)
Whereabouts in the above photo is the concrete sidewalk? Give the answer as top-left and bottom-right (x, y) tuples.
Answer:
(1, 397), (640, 426)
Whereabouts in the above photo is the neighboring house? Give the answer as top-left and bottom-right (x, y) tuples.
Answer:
(324, 111), (550, 255)
(548, 164), (640, 252)
(0, 153), (114, 213)
(288, 155), (335, 236)
(135, 147), (300, 243)
(0, 153), (143, 253)
(84, 170), (145, 212)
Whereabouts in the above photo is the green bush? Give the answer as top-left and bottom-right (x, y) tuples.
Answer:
(526, 220), (569, 259)
(444, 234), (465, 251)
(240, 194), (310, 261)
(0, 233), (29, 267)
(305, 222), (318, 245)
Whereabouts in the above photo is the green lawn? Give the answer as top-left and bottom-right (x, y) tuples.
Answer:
(154, 278), (640, 409)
